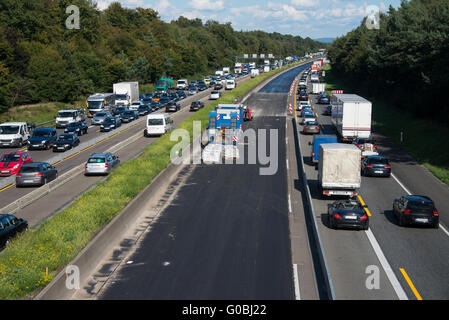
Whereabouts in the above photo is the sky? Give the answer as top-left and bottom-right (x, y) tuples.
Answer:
(95, 0), (402, 39)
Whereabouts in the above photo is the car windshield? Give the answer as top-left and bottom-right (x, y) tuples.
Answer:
(32, 130), (51, 138)
(57, 135), (73, 141)
(67, 123), (80, 128)
(57, 112), (75, 118)
(131, 102), (140, 105)
(87, 101), (103, 109)
(1, 154), (21, 162)
(0, 125), (20, 134)
(306, 121), (319, 126)
(304, 114), (315, 118)
(19, 166), (40, 173)
(368, 158), (388, 165)
(337, 201), (362, 210)
(88, 157), (106, 163)
(95, 113), (107, 117)
(148, 119), (164, 125)
(408, 200), (434, 210)
(123, 111), (134, 116)
(103, 118), (114, 124)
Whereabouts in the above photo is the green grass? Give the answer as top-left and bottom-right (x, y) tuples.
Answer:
(0, 60), (307, 299)
(323, 64), (449, 185)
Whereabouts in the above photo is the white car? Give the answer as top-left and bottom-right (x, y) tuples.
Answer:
(210, 90), (220, 100)
(301, 113), (317, 125)
(129, 101), (143, 111)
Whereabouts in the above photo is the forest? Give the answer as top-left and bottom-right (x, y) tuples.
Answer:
(327, 0), (449, 124)
(0, 0), (324, 112)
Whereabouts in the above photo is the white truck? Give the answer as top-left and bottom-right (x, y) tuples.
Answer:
(113, 82), (139, 107)
(215, 70), (224, 77)
(318, 143), (361, 197)
(264, 65), (270, 73)
(312, 83), (326, 94)
(234, 63), (242, 74)
(222, 67), (230, 75)
(0, 122), (31, 147)
(176, 79), (188, 90)
(331, 94), (372, 142)
(249, 62), (256, 69)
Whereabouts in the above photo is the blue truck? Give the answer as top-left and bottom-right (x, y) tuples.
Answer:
(311, 134), (338, 164)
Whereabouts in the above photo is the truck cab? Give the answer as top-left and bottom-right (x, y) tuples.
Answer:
(55, 109), (86, 128)
(0, 122), (31, 147)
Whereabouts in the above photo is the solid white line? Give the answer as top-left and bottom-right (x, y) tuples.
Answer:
(288, 194), (292, 213)
(364, 229), (409, 300)
(391, 173), (412, 195)
(286, 158), (289, 170)
(293, 264), (301, 300)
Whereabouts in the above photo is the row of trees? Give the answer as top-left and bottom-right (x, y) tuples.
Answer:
(327, 0), (449, 124)
(0, 0), (324, 112)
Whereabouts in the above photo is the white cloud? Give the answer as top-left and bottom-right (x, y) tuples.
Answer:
(189, 0), (224, 11)
(291, 0), (316, 7)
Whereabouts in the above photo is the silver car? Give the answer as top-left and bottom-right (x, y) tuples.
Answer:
(91, 111), (112, 125)
(84, 153), (120, 176)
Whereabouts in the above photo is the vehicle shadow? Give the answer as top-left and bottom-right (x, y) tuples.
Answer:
(320, 213), (332, 229)
(383, 209), (399, 226)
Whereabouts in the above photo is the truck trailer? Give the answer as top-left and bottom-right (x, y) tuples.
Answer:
(113, 82), (139, 106)
(318, 143), (361, 197)
(331, 94), (372, 142)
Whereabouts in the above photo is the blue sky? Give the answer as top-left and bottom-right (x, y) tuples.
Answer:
(96, 0), (402, 38)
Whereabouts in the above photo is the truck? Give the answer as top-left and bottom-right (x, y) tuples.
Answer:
(249, 62), (256, 69)
(264, 65), (270, 73)
(203, 104), (252, 163)
(310, 72), (319, 83)
(86, 93), (116, 117)
(331, 94), (372, 142)
(155, 78), (174, 93)
(264, 59), (270, 65)
(312, 83), (326, 94)
(0, 122), (31, 147)
(113, 82), (139, 107)
(234, 63), (243, 74)
(318, 143), (361, 198)
(222, 67), (230, 75)
(215, 70), (224, 77)
(251, 69), (260, 78)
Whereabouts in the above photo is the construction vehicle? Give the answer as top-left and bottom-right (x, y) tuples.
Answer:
(203, 104), (253, 163)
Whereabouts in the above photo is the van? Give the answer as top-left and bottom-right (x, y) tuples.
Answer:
(311, 134), (338, 164)
(177, 79), (188, 90)
(0, 122), (31, 147)
(144, 114), (173, 137)
(225, 79), (236, 90)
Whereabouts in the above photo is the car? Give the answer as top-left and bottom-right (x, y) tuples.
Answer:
(190, 100), (205, 111)
(16, 162), (58, 187)
(168, 92), (179, 101)
(198, 83), (208, 91)
(165, 101), (181, 112)
(152, 93), (161, 102)
(27, 127), (57, 150)
(214, 83), (224, 90)
(120, 110), (139, 123)
(190, 80), (198, 87)
(360, 143), (379, 158)
(328, 199), (369, 230)
(129, 101), (143, 111)
(100, 117), (121, 132)
(188, 86), (198, 95)
(92, 111), (112, 125)
(303, 121), (320, 134)
(318, 94), (330, 104)
(158, 97), (171, 109)
(139, 94), (145, 101)
(0, 214), (28, 247)
(393, 195), (439, 228)
(0, 151), (33, 176)
(176, 90), (187, 100)
(144, 92), (154, 99)
(323, 105), (332, 116)
(150, 101), (161, 111)
(362, 155), (391, 177)
(298, 91), (309, 101)
(353, 137), (377, 150)
(301, 113), (316, 125)
(141, 98), (153, 106)
(137, 104), (151, 116)
(300, 106), (313, 117)
(210, 90), (220, 100)
(112, 106), (127, 117)
(64, 121), (88, 136)
(85, 153), (120, 176)
(52, 133), (80, 152)
(297, 84), (307, 92)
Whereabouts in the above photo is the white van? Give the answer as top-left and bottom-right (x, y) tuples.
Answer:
(225, 79), (236, 90)
(0, 122), (30, 147)
(144, 114), (172, 137)
(177, 79), (188, 90)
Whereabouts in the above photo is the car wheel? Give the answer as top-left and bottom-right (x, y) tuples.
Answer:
(433, 222), (439, 229)
(328, 215), (334, 229)
(398, 214), (404, 227)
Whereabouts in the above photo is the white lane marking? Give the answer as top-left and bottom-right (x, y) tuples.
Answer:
(391, 173), (449, 237)
(286, 158), (289, 170)
(288, 194), (292, 213)
(391, 173), (412, 195)
(293, 264), (301, 300)
(364, 228), (409, 300)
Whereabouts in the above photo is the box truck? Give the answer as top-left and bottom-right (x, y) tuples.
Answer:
(312, 83), (326, 94)
(331, 94), (372, 142)
(318, 143), (361, 197)
(113, 82), (139, 106)
(251, 69), (260, 78)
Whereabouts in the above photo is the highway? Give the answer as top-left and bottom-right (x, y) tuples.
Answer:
(72, 63), (319, 299)
(295, 79), (449, 299)
(0, 76), (251, 227)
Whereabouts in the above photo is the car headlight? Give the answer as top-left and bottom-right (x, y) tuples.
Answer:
(65, 144), (70, 147)
(13, 164), (19, 169)
(41, 140), (46, 144)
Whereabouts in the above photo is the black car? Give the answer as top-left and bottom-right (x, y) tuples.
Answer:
(150, 101), (161, 111)
(318, 93), (330, 104)
(159, 97), (171, 108)
(190, 100), (205, 111)
(64, 121), (88, 136)
(0, 214), (28, 247)
(53, 133), (80, 152)
(176, 90), (186, 100)
(328, 199), (369, 230)
(100, 116), (121, 132)
(112, 106), (127, 117)
(214, 83), (224, 90)
(198, 83), (208, 91)
(16, 162), (58, 187)
(323, 105), (332, 116)
(298, 91), (309, 101)
(137, 104), (151, 116)
(362, 155), (391, 177)
(27, 127), (57, 150)
(121, 110), (139, 123)
(393, 195), (439, 228)
(141, 98), (153, 105)
(165, 102), (181, 112)
(144, 92), (154, 99)
(297, 85), (307, 92)
(168, 92), (179, 101)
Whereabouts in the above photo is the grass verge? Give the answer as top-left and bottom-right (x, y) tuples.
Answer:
(0, 60), (309, 299)
(323, 64), (449, 185)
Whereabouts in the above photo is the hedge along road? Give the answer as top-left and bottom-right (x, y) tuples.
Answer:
(0, 60), (311, 299)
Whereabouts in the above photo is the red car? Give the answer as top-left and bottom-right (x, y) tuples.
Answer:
(0, 152), (33, 176)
